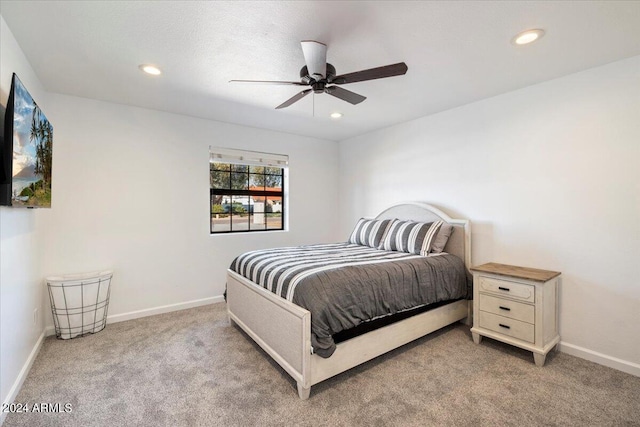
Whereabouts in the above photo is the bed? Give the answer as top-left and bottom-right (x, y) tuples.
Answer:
(226, 202), (471, 399)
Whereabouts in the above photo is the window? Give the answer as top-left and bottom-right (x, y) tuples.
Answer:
(210, 148), (287, 234)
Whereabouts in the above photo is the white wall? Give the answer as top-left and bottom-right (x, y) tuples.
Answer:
(41, 93), (340, 326)
(339, 56), (640, 370)
(0, 16), (49, 413)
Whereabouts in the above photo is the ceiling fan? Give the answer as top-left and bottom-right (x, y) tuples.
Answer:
(230, 41), (408, 109)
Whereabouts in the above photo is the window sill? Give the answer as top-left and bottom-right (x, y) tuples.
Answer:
(210, 229), (289, 236)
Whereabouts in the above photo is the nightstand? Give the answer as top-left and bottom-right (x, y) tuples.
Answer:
(470, 262), (560, 366)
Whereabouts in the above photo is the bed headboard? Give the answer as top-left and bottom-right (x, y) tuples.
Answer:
(375, 202), (471, 269)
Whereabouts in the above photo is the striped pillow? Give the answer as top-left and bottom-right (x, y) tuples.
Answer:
(348, 218), (393, 248)
(378, 220), (443, 256)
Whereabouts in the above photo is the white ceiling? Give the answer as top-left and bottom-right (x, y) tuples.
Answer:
(2, 1), (640, 141)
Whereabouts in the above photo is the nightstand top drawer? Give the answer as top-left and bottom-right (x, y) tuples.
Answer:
(478, 276), (535, 302)
(479, 293), (535, 324)
(471, 263), (560, 283)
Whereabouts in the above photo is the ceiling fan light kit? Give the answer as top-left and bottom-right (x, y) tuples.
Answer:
(230, 40), (408, 110)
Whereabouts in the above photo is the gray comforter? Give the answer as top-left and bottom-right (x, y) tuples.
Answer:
(230, 243), (469, 357)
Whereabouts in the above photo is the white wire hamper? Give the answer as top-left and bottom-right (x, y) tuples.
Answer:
(46, 270), (113, 339)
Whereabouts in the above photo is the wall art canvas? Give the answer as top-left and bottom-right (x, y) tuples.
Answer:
(10, 75), (53, 207)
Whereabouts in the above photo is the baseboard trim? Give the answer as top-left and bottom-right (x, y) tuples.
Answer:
(559, 341), (640, 377)
(1, 331), (45, 426)
(45, 295), (224, 336)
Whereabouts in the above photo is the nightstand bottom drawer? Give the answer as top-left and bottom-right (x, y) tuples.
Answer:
(478, 311), (535, 343)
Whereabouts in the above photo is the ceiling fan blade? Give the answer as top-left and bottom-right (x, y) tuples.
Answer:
(275, 89), (313, 109)
(301, 40), (327, 80)
(331, 62), (408, 84)
(229, 79), (307, 86)
(325, 86), (366, 105)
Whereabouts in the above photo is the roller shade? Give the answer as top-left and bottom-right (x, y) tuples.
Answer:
(209, 147), (288, 168)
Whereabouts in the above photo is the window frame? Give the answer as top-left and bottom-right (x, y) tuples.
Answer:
(210, 162), (286, 234)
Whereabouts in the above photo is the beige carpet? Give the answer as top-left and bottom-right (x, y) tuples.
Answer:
(4, 303), (639, 426)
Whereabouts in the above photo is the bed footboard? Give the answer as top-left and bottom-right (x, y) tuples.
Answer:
(226, 270), (312, 395)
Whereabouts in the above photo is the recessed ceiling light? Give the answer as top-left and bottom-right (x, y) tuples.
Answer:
(139, 64), (162, 75)
(330, 112), (343, 119)
(512, 29), (545, 45)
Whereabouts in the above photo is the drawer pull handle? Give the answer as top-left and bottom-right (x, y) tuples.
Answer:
(499, 323), (511, 329)
(498, 286), (510, 292)
(499, 306), (511, 311)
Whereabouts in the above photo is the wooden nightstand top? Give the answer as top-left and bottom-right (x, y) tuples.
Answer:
(470, 262), (561, 282)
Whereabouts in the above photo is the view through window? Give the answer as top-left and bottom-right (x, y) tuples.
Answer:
(210, 149), (286, 233)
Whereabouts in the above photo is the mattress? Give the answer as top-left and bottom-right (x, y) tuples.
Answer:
(229, 243), (469, 357)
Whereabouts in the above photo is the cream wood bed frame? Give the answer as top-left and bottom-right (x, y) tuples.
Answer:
(226, 202), (471, 399)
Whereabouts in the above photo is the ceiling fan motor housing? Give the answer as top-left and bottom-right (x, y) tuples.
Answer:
(312, 82), (325, 93)
(300, 63), (336, 85)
